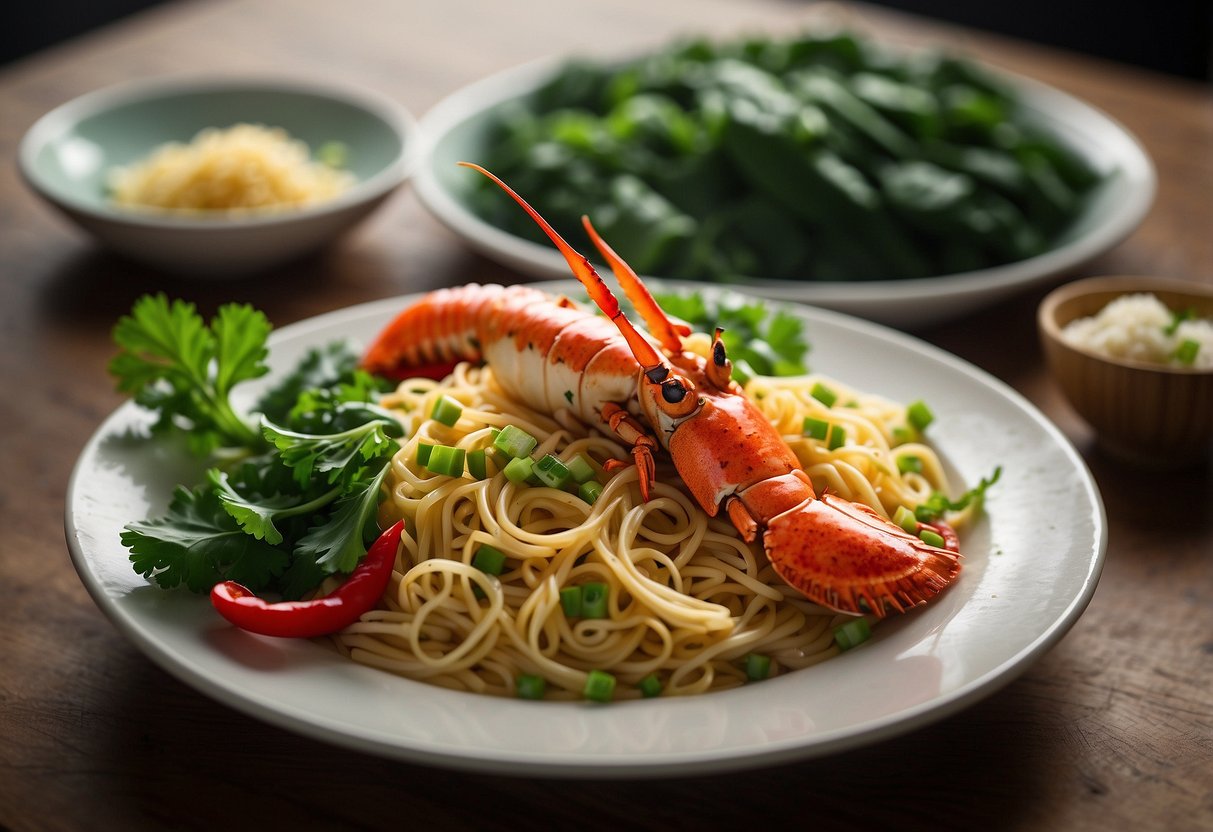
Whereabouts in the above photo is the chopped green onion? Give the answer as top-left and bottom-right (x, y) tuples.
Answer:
(802, 416), (829, 440)
(834, 617), (871, 651)
(560, 585), (583, 617)
(430, 395), (463, 427)
(744, 653), (771, 681)
(426, 445), (465, 477)
(891, 426), (914, 445)
(566, 454), (597, 484)
(416, 442), (434, 466)
(580, 582), (608, 618)
(916, 467), (1002, 523)
(583, 669), (616, 702)
(732, 358), (756, 386)
(897, 454), (923, 474)
(578, 480), (604, 505)
(472, 544), (507, 576)
(637, 673), (662, 698)
(503, 456), (534, 485)
(893, 505), (919, 534)
(516, 674), (546, 700)
(316, 140), (348, 168)
(1174, 338), (1200, 365)
(907, 400), (934, 431)
(533, 454), (572, 489)
(827, 424), (847, 451)
(467, 448), (488, 480)
(919, 528), (946, 548)
(493, 424), (537, 459)
(1164, 307), (1196, 336)
(489, 427), (501, 441)
(810, 382), (838, 407)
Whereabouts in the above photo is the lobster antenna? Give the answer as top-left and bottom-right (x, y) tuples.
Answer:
(460, 162), (666, 372)
(581, 215), (689, 354)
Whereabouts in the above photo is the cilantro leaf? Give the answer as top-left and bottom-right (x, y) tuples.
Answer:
(255, 341), (363, 425)
(113, 296), (408, 600)
(213, 303), (271, 397)
(262, 417), (400, 489)
(208, 468), (336, 546)
(294, 465), (391, 575)
(122, 485), (289, 592)
(279, 552), (329, 600)
(109, 295), (266, 452)
(652, 291), (811, 376)
(287, 371), (402, 435)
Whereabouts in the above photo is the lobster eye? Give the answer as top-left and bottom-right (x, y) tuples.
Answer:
(712, 338), (727, 367)
(705, 328), (733, 391)
(653, 374), (699, 418)
(662, 379), (688, 403)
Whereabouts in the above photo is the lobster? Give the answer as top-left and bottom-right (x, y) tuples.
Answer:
(361, 162), (961, 618)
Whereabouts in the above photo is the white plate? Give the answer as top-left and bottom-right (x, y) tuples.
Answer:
(65, 283), (1106, 777)
(413, 57), (1155, 327)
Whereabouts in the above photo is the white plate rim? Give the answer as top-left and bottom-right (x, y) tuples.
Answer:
(64, 283), (1106, 777)
(411, 54), (1155, 322)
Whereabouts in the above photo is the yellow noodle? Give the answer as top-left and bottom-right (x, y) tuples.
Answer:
(334, 357), (967, 700)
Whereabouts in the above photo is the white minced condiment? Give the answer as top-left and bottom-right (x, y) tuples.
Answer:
(1060, 293), (1213, 370)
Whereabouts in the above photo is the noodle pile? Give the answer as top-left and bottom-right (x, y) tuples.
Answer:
(331, 340), (968, 701)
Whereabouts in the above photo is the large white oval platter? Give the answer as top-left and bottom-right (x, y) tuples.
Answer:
(65, 283), (1105, 777)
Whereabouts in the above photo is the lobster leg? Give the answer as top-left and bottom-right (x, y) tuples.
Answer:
(725, 497), (759, 543)
(600, 402), (658, 501)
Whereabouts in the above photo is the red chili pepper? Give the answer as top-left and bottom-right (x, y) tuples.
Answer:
(210, 520), (403, 638)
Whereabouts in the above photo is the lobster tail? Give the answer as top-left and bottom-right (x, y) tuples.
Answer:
(363, 284), (516, 380)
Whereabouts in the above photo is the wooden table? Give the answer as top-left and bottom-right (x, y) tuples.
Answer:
(3, 1), (1211, 829)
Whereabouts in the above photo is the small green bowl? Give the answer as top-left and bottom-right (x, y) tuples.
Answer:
(19, 76), (418, 276)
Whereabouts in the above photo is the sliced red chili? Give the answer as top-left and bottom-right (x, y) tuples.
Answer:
(210, 520), (403, 638)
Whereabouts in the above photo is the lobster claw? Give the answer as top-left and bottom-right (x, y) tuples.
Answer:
(763, 494), (961, 618)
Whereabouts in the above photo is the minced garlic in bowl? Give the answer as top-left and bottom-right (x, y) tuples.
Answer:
(108, 123), (354, 215)
(1060, 293), (1213, 370)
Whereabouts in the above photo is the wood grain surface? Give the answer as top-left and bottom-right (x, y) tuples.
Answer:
(2, 1), (1211, 830)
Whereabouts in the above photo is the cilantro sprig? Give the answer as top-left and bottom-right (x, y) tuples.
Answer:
(112, 295), (402, 599)
(915, 466), (1003, 523)
(110, 295), (269, 454)
(652, 291), (810, 377)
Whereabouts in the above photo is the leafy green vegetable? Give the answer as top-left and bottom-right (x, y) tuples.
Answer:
(112, 295), (404, 599)
(123, 485), (289, 593)
(110, 295), (268, 454)
(654, 291), (810, 376)
(473, 31), (1101, 283)
(293, 466), (392, 575)
(263, 417), (400, 489)
(255, 341), (362, 425)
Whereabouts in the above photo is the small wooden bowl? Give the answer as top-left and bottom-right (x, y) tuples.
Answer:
(1039, 276), (1213, 467)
